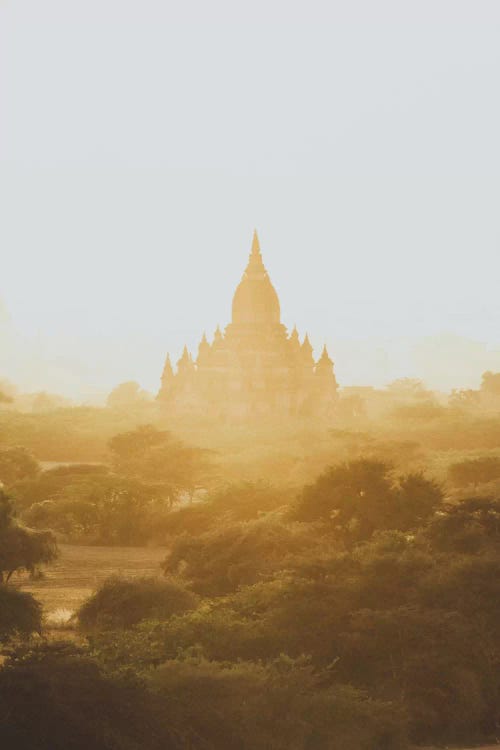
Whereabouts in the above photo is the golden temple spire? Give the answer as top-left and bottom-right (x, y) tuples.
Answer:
(244, 229), (267, 278)
(251, 229), (261, 257)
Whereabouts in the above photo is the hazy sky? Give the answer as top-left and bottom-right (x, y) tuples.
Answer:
(1, 1), (500, 398)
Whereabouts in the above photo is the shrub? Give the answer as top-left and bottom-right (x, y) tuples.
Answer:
(0, 446), (39, 486)
(0, 586), (42, 640)
(448, 456), (500, 487)
(423, 497), (500, 554)
(78, 576), (198, 631)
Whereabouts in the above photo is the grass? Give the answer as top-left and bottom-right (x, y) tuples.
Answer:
(13, 543), (167, 619)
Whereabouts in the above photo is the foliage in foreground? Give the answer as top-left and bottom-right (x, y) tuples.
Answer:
(0, 641), (407, 750)
(0, 642), (182, 750)
(147, 653), (407, 750)
(5, 447), (500, 747)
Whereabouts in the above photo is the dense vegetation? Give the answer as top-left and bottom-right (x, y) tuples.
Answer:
(2, 378), (500, 748)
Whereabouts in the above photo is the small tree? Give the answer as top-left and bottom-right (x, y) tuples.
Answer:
(423, 497), (500, 555)
(109, 425), (214, 502)
(386, 378), (431, 400)
(106, 381), (152, 409)
(481, 371), (500, 396)
(0, 490), (57, 583)
(449, 389), (480, 409)
(448, 456), (500, 488)
(0, 446), (39, 486)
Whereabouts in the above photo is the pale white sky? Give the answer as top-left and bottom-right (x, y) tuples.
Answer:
(1, 1), (500, 398)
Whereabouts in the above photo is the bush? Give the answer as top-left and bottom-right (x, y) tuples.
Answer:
(0, 586), (42, 640)
(78, 576), (198, 631)
(448, 455), (500, 487)
(423, 497), (500, 555)
(0, 446), (39, 486)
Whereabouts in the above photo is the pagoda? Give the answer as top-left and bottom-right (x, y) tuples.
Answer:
(157, 231), (338, 419)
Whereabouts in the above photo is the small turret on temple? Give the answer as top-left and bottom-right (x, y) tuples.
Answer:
(196, 333), (210, 366)
(160, 354), (174, 387)
(157, 231), (338, 419)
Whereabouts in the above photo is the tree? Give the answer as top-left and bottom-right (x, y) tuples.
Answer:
(0, 378), (16, 403)
(291, 460), (441, 541)
(449, 388), (480, 409)
(163, 518), (312, 596)
(481, 371), (500, 396)
(30, 391), (69, 412)
(109, 425), (214, 502)
(106, 381), (152, 409)
(0, 446), (39, 486)
(448, 456), (500, 488)
(423, 497), (500, 555)
(291, 459), (394, 528)
(0, 490), (57, 582)
(396, 472), (443, 530)
(386, 378), (431, 399)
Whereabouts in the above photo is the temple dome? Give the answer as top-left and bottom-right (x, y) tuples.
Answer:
(232, 231), (281, 326)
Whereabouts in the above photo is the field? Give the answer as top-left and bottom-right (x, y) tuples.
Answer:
(14, 543), (166, 618)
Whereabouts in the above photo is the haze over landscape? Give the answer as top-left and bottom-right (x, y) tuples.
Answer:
(2, 0), (500, 398)
(4, 4), (500, 750)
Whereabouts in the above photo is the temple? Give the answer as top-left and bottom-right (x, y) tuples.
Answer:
(157, 231), (338, 419)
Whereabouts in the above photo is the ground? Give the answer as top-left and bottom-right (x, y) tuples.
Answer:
(14, 543), (166, 618)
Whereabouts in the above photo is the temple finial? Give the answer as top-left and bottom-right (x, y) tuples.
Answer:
(244, 229), (266, 278)
(251, 229), (261, 257)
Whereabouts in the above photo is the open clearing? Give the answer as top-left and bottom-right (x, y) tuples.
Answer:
(14, 543), (166, 616)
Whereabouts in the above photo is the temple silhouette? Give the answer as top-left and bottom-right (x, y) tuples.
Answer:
(157, 231), (338, 419)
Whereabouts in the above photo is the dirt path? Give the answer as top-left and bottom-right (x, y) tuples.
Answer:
(13, 543), (167, 616)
